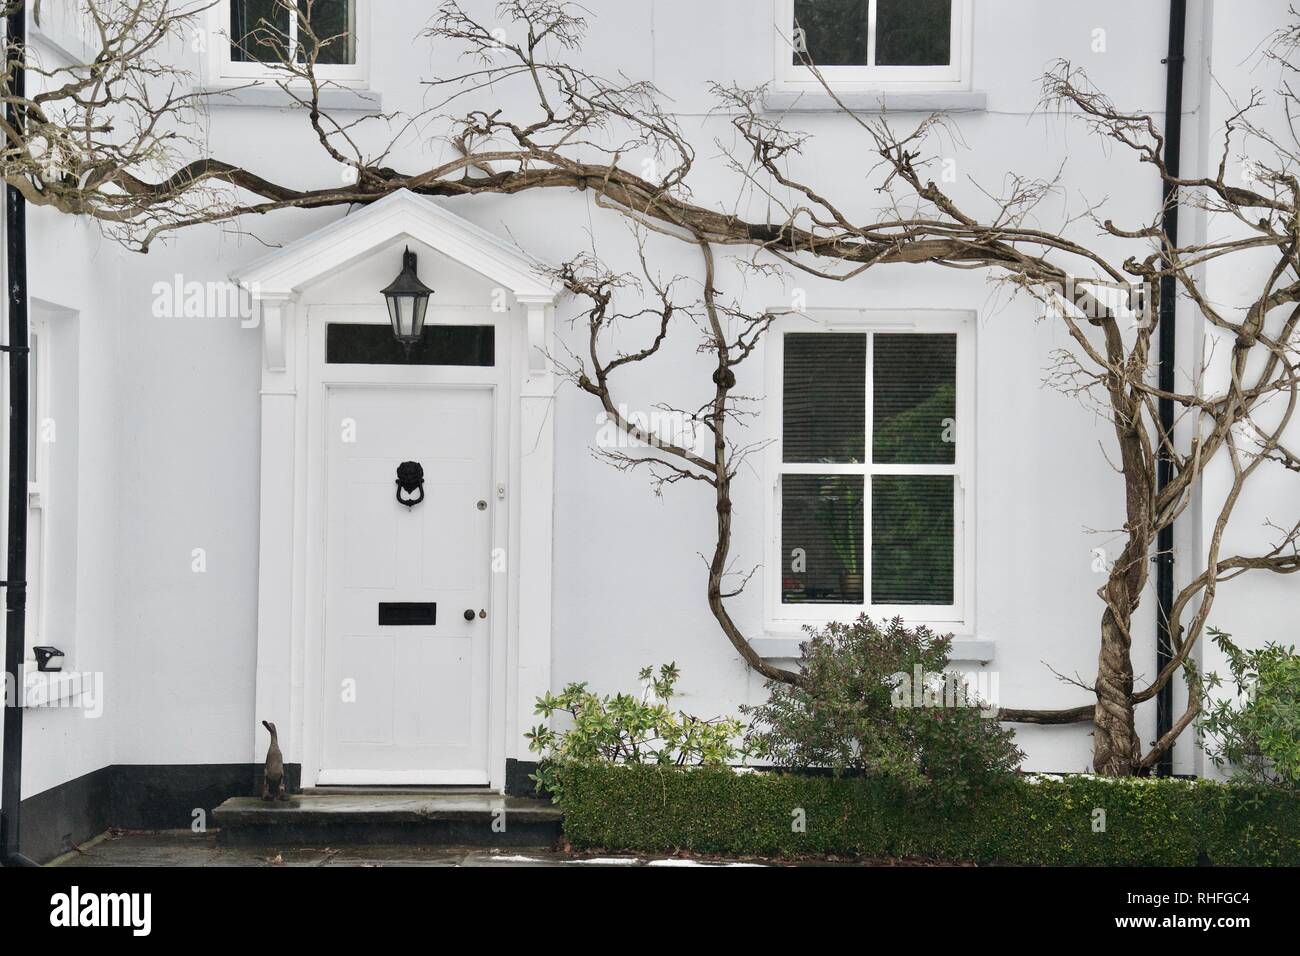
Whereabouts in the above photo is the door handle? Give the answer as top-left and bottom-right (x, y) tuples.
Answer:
(463, 609), (486, 621)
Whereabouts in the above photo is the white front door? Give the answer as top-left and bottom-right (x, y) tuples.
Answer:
(320, 385), (494, 785)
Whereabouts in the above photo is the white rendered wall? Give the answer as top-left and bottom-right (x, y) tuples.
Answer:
(1, 202), (121, 799)
(10, 1), (1296, 790)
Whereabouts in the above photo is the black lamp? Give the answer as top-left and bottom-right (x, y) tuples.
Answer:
(381, 247), (433, 355)
(33, 646), (64, 673)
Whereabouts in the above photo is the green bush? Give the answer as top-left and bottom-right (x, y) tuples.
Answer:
(556, 764), (1300, 865)
(526, 663), (745, 800)
(742, 615), (1023, 801)
(1198, 628), (1300, 789)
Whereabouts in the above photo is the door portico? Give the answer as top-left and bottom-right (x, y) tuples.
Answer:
(233, 190), (561, 791)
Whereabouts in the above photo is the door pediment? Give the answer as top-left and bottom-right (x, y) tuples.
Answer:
(232, 189), (560, 372)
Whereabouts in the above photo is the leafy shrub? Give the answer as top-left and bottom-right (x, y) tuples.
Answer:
(556, 764), (1300, 865)
(742, 615), (1023, 800)
(526, 663), (745, 800)
(1198, 628), (1300, 789)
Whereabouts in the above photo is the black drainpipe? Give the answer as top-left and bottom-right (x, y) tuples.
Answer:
(1, 0), (36, 866)
(1155, 0), (1187, 778)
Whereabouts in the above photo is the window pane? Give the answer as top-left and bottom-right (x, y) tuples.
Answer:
(783, 333), (866, 463)
(873, 333), (956, 464)
(781, 474), (865, 605)
(326, 324), (495, 366)
(872, 475), (953, 604)
(302, 0), (356, 65)
(875, 0), (951, 66)
(230, 0), (291, 63)
(792, 0), (869, 66)
(27, 332), (38, 482)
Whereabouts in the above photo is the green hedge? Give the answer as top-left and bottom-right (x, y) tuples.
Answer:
(556, 764), (1300, 865)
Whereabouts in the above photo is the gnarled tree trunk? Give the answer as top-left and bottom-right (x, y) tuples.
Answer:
(1093, 608), (1142, 774)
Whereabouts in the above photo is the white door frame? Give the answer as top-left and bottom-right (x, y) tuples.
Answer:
(234, 191), (561, 792)
(305, 307), (507, 786)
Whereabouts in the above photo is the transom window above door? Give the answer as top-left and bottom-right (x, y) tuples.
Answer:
(326, 323), (495, 366)
(768, 314), (973, 627)
(216, 0), (367, 82)
(777, 0), (969, 90)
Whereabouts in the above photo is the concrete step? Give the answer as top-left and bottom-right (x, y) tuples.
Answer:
(212, 791), (563, 848)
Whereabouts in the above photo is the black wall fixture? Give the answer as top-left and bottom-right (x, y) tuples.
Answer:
(32, 646), (63, 672)
(382, 247), (434, 355)
(395, 461), (425, 508)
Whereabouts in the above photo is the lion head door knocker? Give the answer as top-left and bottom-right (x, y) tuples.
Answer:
(395, 461), (425, 509)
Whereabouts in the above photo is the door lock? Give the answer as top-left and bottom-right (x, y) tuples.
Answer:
(464, 608), (487, 621)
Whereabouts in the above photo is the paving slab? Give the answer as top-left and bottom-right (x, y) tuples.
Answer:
(48, 831), (786, 867)
(51, 831), (579, 867)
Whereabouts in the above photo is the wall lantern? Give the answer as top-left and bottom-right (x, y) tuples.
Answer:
(381, 246), (434, 355)
(33, 646), (65, 673)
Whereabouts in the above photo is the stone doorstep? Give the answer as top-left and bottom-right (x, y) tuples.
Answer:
(212, 791), (564, 847)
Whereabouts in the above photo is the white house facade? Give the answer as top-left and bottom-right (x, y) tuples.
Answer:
(1, 0), (1296, 862)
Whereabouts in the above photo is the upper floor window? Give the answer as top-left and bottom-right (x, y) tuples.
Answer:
(765, 312), (973, 629)
(777, 0), (969, 90)
(214, 0), (367, 84)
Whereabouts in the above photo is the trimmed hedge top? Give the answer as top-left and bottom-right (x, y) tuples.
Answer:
(557, 764), (1300, 866)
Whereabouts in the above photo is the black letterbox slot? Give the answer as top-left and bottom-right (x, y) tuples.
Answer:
(378, 602), (437, 626)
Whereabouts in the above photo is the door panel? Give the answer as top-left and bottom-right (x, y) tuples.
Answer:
(321, 386), (493, 784)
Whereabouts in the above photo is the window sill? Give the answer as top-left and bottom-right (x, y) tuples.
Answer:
(202, 84), (382, 112)
(752, 636), (994, 663)
(762, 89), (986, 114)
(21, 663), (91, 708)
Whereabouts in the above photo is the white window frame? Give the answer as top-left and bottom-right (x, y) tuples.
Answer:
(775, 0), (972, 92)
(25, 313), (51, 659)
(763, 309), (975, 633)
(208, 0), (370, 86)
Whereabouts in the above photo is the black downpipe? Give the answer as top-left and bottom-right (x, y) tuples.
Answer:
(0, 0), (36, 866)
(1155, 0), (1187, 778)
